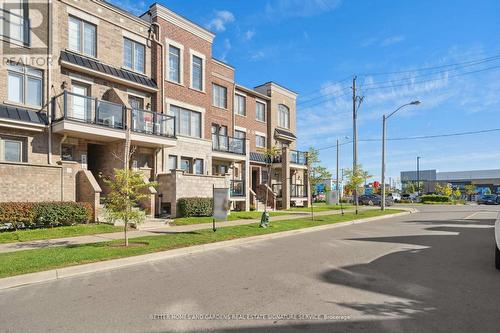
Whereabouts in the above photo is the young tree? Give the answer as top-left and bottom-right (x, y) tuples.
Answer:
(263, 146), (281, 213)
(453, 188), (462, 201)
(438, 183), (453, 197)
(307, 147), (332, 197)
(344, 165), (369, 214)
(464, 184), (476, 201)
(103, 169), (155, 246)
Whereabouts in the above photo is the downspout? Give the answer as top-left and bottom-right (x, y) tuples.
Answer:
(232, 83), (236, 136)
(150, 21), (165, 174)
(47, 0), (53, 164)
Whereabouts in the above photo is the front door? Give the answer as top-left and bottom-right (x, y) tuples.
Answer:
(71, 83), (90, 121)
(252, 168), (259, 192)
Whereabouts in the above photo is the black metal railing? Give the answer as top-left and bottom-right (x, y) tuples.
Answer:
(212, 134), (245, 155)
(272, 183), (283, 198)
(230, 180), (245, 197)
(291, 184), (307, 198)
(52, 91), (176, 137)
(290, 150), (307, 165)
(0, 8), (30, 45)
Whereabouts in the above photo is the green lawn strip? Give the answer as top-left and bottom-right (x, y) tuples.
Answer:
(0, 224), (122, 244)
(171, 211), (289, 225)
(0, 209), (401, 279)
(287, 204), (353, 212)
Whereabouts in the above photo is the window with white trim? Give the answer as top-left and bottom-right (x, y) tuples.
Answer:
(169, 105), (202, 138)
(212, 84), (227, 108)
(234, 130), (246, 140)
(7, 63), (43, 107)
(256, 101), (266, 122)
(0, 136), (25, 162)
(235, 94), (246, 116)
(123, 38), (145, 73)
(168, 155), (177, 171)
(256, 134), (266, 148)
(191, 55), (203, 91)
(194, 159), (203, 175)
(168, 45), (181, 83)
(278, 104), (290, 129)
(68, 16), (96, 57)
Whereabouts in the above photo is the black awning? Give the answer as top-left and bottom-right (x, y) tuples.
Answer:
(275, 128), (296, 140)
(60, 50), (158, 89)
(0, 104), (48, 125)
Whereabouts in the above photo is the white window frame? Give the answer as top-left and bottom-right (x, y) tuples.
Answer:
(255, 133), (266, 148)
(189, 49), (206, 92)
(7, 63), (43, 107)
(166, 39), (184, 85)
(278, 104), (290, 129)
(68, 16), (97, 58)
(212, 83), (227, 109)
(169, 105), (203, 138)
(123, 37), (145, 74)
(255, 100), (266, 122)
(168, 154), (177, 171)
(0, 136), (25, 162)
(234, 93), (246, 116)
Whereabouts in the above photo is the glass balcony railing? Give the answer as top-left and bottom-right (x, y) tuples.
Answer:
(230, 180), (245, 197)
(290, 150), (308, 165)
(52, 91), (176, 137)
(212, 135), (245, 155)
(272, 183), (283, 198)
(291, 184), (307, 198)
(0, 8), (30, 45)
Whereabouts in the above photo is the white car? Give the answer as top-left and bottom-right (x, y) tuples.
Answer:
(496, 213), (500, 269)
(390, 193), (401, 202)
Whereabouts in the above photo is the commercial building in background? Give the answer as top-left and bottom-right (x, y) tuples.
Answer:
(400, 169), (500, 194)
(0, 0), (310, 218)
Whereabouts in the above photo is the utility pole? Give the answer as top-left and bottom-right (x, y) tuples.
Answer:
(381, 114), (387, 210)
(352, 76), (359, 214)
(416, 156), (421, 195)
(336, 139), (340, 205)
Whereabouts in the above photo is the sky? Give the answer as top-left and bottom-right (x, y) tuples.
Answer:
(110, 0), (500, 185)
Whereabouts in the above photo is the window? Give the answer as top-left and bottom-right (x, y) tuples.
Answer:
(128, 96), (144, 110)
(61, 144), (74, 161)
(194, 159), (203, 175)
(124, 38), (145, 73)
(234, 130), (246, 140)
(235, 94), (246, 116)
(168, 155), (177, 170)
(191, 55), (203, 91)
(0, 136), (25, 162)
(180, 157), (191, 173)
(168, 45), (181, 83)
(278, 104), (290, 129)
(169, 105), (202, 138)
(256, 102), (266, 122)
(212, 84), (227, 108)
(256, 135), (266, 148)
(7, 63), (43, 107)
(68, 16), (96, 57)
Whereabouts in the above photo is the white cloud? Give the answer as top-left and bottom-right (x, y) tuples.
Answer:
(206, 10), (235, 32)
(361, 35), (405, 48)
(220, 38), (232, 61)
(244, 30), (255, 41)
(249, 51), (265, 61)
(381, 35), (405, 47)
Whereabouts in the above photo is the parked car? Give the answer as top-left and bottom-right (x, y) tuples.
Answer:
(495, 212), (500, 269)
(477, 194), (498, 205)
(390, 193), (401, 202)
(359, 194), (394, 206)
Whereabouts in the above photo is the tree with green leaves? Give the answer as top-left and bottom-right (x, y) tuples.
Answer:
(453, 188), (462, 201)
(344, 165), (370, 214)
(263, 146), (281, 213)
(103, 168), (156, 246)
(464, 184), (476, 201)
(307, 147), (332, 197)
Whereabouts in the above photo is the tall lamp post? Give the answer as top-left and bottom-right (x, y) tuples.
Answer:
(381, 101), (421, 210)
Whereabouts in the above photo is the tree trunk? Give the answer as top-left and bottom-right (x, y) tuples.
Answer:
(124, 218), (128, 247)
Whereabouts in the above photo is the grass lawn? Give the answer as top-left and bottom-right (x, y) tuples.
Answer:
(0, 224), (122, 244)
(287, 203), (353, 212)
(0, 209), (401, 278)
(171, 211), (290, 225)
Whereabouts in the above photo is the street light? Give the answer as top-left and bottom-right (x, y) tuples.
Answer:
(381, 101), (421, 210)
(335, 136), (350, 206)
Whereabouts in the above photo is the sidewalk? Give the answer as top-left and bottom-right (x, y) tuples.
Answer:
(0, 207), (373, 254)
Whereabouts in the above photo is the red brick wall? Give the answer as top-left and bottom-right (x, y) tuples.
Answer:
(234, 89), (269, 152)
(209, 60), (235, 135)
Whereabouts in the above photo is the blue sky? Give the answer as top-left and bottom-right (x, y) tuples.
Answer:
(111, 0), (500, 184)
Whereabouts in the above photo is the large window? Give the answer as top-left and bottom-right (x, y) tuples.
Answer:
(256, 102), (266, 122)
(194, 159), (204, 175)
(0, 136), (25, 162)
(7, 63), (42, 107)
(191, 55), (203, 91)
(180, 157), (191, 173)
(212, 84), (227, 109)
(169, 105), (202, 138)
(168, 155), (177, 171)
(235, 94), (246, 116)
(256, 135), (266, 148)
(168, 45), (181, 83)
(68, 16), (96, 57)
(278, 104), (290, 129)
(124, 38), (145, 73)
(234, 130), (246, 140)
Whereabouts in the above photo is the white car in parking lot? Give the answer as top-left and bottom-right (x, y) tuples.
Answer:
(496, 213), (500, 269)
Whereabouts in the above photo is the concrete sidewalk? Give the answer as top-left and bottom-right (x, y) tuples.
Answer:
(0, 207), (372, 254)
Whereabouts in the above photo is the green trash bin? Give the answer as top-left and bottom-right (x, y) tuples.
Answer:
(260, 211), (270, 228)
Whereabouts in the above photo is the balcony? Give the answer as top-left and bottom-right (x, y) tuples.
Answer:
(212, 134), (246, 159)
(51, 91), (176, 146)
(230, 180), (245, 197)
(0, 8), (30, 45)
(290, 150), (307, 165)
(291, 184), (307, 198)
(272, 183), (283, 198)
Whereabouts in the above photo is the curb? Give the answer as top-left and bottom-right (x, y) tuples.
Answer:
(0, 209), (415, 291)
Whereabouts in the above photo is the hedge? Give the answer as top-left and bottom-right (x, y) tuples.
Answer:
(0, 202), (93, 230)
(177, 197), (213, 217)
(420, 195), (451, 203)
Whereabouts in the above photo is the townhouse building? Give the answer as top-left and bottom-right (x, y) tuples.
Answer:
(0, 0), (310, 218)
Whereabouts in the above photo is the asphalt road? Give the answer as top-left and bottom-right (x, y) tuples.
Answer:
(1, 205), (499, 333)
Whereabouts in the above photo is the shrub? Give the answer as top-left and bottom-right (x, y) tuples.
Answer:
(177, 197), (213, 217)
(0, 202), (92, 230)
(420, 195), (451, 203)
